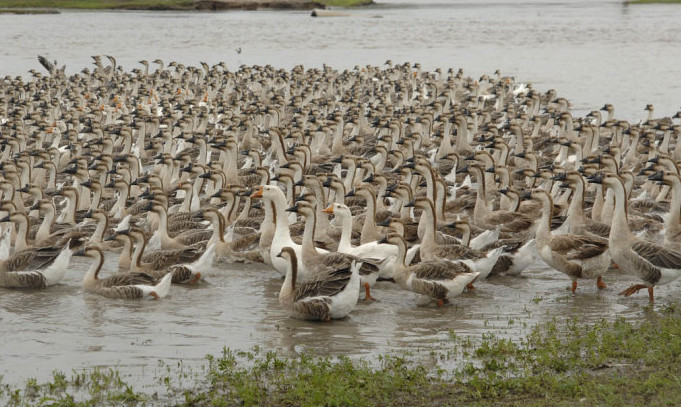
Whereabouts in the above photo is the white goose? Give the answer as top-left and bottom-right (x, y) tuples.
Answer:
(323, 202), (420, 280)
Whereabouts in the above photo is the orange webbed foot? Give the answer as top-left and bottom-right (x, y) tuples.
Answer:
(596, 276), (607, 290)
(618, 284), (648, 297)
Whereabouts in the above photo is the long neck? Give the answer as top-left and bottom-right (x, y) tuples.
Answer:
(155, 207), (170, 242)
(419, 201), (437, 248)
(459, 224), (471, 246)
(85, 251), (104, 283)
(280, 254), (298, 303)
(259, 201), (276, 249)
(360, 192), (378, 244)
(112, 185), (129, 219)
(132, 235), (146, 268)
(609, 181), (631, 241)
(91, 214), (109, 243)
(14, 217), (29, 252)
(472, 170), (490, 225)
(63, 194), (78, 225)
(312, 183), (331, 233)
(668, 179), (681, 231)
(117, 236), (133, 268)
(90, 186), (102, 211)
(37, 206), (55, 240)
(535, 195), (553, 244)
(209, 211), (226, 244)
(337, 211), (354, 252)
(391, 239), (409, 285)
(271, 191), (293, 244)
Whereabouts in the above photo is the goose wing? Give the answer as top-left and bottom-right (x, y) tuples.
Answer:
(175, 230), (212, 247)
(548, 235), (608, 260)
(411, 260), (472, 281)
(631, 241), (681, 269)
(0, 270), (47, 288)
(294, 266), (353, 301)
(4, 246), (62, 271)
(432, 244), (484, 261)
(321, 251), (380, 276)
(102, 272), (157, 287)
(142, 248), (201, 270)
(585, 220), (611, 238)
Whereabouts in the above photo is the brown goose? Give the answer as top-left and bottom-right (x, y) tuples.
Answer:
(277, 247), (360, 322)
(379, 233), (479, 307)
(0, 243), (72, 289)
(588, 172), (681, 302)
(75, 246), (172, 299)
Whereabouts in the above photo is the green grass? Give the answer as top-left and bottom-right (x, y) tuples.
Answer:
(4, 303), (681, 406)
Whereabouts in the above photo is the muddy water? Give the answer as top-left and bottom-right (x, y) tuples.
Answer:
(2, 251), (678, 389)
(2, 0), (681, 391)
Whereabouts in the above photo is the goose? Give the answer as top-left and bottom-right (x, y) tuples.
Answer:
(324, 202), (420, 280)
(250, 185), (323, 275)
(411, 197), (503, 283)
(450, 219), (536, 277)
(277, 247), (360, 322)
(467, 165), (536, 238)
(380, 233), (479, 307)
(198, 208), (262, 263)
(0, 243), (72, 289)
(588, 172), (681, 302)
(530, 189), (611, 294)
(75, 246), (172, 299)
(118, 228), (211, 281)
(286, 201), (381, 299)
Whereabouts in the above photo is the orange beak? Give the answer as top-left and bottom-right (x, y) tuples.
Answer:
(322, 205), (334, 214)
(250, 186), (264, 198)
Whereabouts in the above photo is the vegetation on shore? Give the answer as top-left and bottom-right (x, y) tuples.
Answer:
(3, 302), (681, 406)
(0, 0), (372, 11)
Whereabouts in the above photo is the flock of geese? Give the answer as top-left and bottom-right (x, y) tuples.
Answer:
(1, 56), (681, 321)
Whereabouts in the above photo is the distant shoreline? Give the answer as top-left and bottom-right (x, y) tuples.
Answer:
(626, 0), (681, 3)
(0, 0), (373, 13)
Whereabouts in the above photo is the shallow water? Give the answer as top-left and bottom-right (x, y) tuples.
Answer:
(2, 0), (681, 391)
(2, 250), (679, 389)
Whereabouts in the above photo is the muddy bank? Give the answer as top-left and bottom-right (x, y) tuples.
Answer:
(0, 8), (60, 14)
(0, 0), (374, 12)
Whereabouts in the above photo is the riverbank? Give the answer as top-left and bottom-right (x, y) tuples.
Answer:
(0, 0), (372, 12)
(4, 305), (681, 406)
